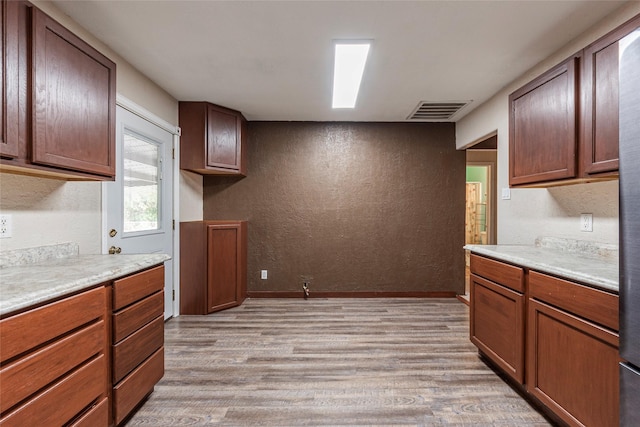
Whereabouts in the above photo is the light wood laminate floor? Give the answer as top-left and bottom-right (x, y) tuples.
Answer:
(126, 298), (551, 426)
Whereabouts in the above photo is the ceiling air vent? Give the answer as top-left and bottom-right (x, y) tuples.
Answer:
(407, 100), (472, 122)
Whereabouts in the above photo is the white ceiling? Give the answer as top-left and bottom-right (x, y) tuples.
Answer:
(53, 0), (628, 122)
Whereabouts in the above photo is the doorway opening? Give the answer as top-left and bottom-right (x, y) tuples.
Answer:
(462, 133), (498, 302)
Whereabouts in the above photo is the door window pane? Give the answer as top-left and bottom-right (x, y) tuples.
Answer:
(123, 131), (161, 233)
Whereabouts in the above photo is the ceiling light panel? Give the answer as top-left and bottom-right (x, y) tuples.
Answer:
(332, 42), (371, 109)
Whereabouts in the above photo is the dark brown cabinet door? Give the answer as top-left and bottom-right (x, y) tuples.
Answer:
(527, 298), (619, 427)
(179, 101), (246, 176)
(470, 273), (525, 384)
(207, 225), (239, 312)
(1, 0), (19, 158)
(31, 8), (115, 177)
(207, 105), (241, 170)
(509, 57), (579, 186)
(180, 220), (247, 315)
(581, 15), (640, 176)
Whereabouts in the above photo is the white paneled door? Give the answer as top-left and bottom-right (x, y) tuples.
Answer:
(105, 106), (174, 319)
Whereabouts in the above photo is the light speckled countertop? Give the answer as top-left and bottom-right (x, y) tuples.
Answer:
(465, 243), (618, 293)
(0, 249), (170, 316)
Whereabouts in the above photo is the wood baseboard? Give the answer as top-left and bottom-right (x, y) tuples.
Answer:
(247, 291), (458, 298)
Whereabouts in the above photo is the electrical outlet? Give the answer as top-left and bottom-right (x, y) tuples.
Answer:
(0, 214), (12, 238)
(261, 270), (268, 280)
(580, 213), (593, 232)
(501, 188), (511, 200)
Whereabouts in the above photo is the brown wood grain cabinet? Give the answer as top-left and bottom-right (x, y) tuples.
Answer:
(509, 56), (579, 186)
(110, 265), (165, 426)
(527, 271), (619, 427)
(581, 15), (640, 177)
(470, 254), (620, 427)
(469, 254), (525, 384)
(179, 101), (247, 175)
(0, 264), (165, 427)
(509, 13), (640, 186)
(180, 220), (247, 314)
(1, 0), (19, 158)
(0, 286), (109, 426)
(0, 0), (116, 180)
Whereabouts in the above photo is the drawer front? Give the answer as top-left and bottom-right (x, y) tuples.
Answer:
(113, 347), (164, 425)
(0, 320), (104, 413)
(529, 270), (619, 331)
(0, 354), (106, 427)
(470, 274), (525, 384)
(470, 254), (524, 292)
(0, 286), (105, 363)
(69, 397), (108, 427)
(113, 291), (164, 343)
(113, 265), (164, 310)
(112, 315), (164, 383)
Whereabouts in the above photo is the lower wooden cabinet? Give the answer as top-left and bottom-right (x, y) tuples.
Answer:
(470, 274), (525, 383)
(180, 220), (247, 314)
(110, 265), (165, 425)
(0, 263), (166, 427)
(469, 254), (620, 427)
(527, 271), (619, 427)
(470, 254), (525, 384)
(0, 287), (108, 426)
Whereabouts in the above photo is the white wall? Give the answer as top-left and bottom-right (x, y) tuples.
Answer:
(456, 3), (640, 246)
(0, 1), (204, 254)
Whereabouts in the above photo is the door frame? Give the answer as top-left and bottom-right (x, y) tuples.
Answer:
(102, 94), (182, 318)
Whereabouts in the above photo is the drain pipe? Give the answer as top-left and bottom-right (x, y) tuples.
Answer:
(302, 282), (310, 300)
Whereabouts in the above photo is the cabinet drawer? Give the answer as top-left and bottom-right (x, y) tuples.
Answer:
(470, 274), (525, 384)
(113, 347), (164, 426)
(113, 266), (164, 310)
(113, 291), (163, 343)
(0, 286), (105, 363)
(0, 354), (106, 427)
(112, 315), (164, 383)
(0, 320), (104, 413)
(470, 254), (524, 292)
(529, 270), (618, 331)
(69, 397), (108, 427)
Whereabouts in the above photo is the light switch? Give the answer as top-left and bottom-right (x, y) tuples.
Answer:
(501, 188), (511, 200)
(261, 270), (268, 280)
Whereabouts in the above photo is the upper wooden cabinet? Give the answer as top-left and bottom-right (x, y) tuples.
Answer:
(509, 56), (579, 186)
(509, 13), (640, 187)
(179, 101), (247, 176)
(0, 1), (116, 180)
(581, 15), (640, 177)
(1, 0), (19, 159)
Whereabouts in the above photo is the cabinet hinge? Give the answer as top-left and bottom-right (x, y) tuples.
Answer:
(172, 219), (175, 230)
(172, 148), (175, 159)
(172, 289), (175, 301)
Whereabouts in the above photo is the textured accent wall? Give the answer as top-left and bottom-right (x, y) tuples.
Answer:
(204, 122), (465, 294)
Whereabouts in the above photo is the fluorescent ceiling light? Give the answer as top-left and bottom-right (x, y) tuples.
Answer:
(332, 42), (371, 109)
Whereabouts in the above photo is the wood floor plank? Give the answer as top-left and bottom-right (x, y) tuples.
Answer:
(125, 298), (551, 426)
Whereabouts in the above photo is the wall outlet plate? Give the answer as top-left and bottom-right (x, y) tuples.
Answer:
(580, 213), (593, 232)
(0, 214), (12, 238)
(261, 270), (268, 280)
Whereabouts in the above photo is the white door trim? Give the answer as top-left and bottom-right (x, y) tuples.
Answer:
(102, 94), (182, 318)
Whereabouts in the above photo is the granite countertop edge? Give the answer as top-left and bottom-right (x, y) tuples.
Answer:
(465, 244), (618, 293)
(0, 253), (170, 317)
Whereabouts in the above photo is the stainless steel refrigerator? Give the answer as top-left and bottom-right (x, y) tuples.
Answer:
(619, 28), (640, 426)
